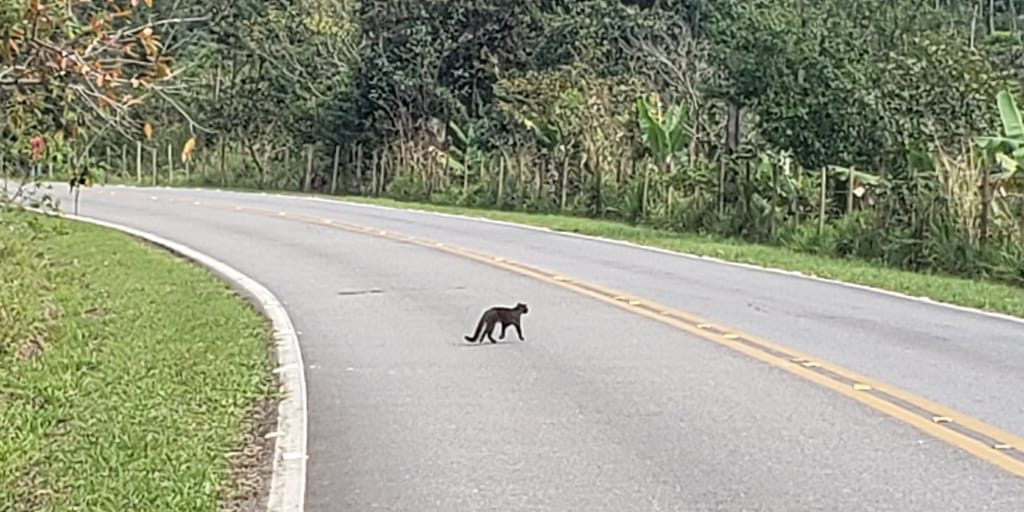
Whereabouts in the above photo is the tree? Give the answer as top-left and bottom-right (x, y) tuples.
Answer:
(1, 0), (199, 197)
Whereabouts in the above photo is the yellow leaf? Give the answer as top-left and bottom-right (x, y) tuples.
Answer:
(143, 122), (153, 140)
(145, 0), (154, 7)
(181, 137), (196, 162)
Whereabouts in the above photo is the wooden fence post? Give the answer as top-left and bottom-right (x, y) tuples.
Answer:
(497, 154), (506, 205)
(371, 150), (379, 196)
(846, 167), (855, 213)
(818, 167), (827, 235)
(355, 145), (364, 194)
(135, 141), (142, 183)
(219, 139), (227, 187)
(303, 144), (314, 193)
(330, 145), (340, 195)
(167, 143), (173, 185)
(770, 160), (779, 236)
(561, 159), (569, 211)
(980, 156), (990, 248)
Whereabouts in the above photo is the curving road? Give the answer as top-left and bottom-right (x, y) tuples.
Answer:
(31, 183), (1024, 510)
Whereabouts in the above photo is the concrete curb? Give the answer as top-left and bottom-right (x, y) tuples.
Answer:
(42, 207), (308, 512)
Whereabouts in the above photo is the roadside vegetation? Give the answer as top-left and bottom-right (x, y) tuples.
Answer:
(0, 199), (275, 511)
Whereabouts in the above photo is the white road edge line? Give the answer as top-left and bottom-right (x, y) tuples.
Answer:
(33, 203), (308, 512)
(112, 184), (1024, 327)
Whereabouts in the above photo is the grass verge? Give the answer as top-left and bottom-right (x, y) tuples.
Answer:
(89, 179), (1024, 320)
(332, 195), (1024, 320)
(0, 206), (276, 511)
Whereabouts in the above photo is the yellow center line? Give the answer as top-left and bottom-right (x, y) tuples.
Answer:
(114, 190), (1024, 479)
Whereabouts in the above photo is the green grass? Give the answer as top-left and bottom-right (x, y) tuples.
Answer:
(0, 208), (275, 511)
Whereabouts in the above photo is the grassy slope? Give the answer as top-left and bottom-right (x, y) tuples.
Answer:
(331, 195), (1024, 320)
(0, 210), (274, 511)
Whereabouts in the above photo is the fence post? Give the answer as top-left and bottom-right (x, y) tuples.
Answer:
(561, 159), (569, 212)
(980, 155), (990, 248)
(219, 139), (227, 187)
(846, 168), (854, 213)
(770, 160), (779, 236)
(303, 144), (314, 193)
(371, 150), (378, 196)
(818, 167), (827, 235)
(135, 141), (142, 183)
(330, 145), (340, 195)
(355, 145), (364, 194)
(497, 154), (505, 205)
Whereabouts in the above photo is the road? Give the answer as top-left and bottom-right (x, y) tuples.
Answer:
(27, 183), (1024, 510)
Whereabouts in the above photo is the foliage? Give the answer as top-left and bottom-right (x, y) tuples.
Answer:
(0, 0), (203, 190)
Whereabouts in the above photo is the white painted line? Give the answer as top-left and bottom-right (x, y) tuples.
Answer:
(97, 183), (1024, 326)
(310, 197), (1024, 327)
(27, 205), (308, 512)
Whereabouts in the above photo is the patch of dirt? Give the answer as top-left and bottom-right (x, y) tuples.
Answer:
(15, 333), (47, 361)
(219, 393), (279, 512)
(8, 459), (58, 512)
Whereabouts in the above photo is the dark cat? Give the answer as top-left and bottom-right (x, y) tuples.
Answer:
(464, 302), (529, 343)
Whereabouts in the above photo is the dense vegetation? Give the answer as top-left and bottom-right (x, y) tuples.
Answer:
(3, 0), (1023, 286)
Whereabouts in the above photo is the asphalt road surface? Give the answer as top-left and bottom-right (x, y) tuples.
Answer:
(23, 183), (1024, 511)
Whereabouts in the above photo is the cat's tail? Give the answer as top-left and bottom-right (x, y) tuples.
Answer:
(464, 316), (485, 342)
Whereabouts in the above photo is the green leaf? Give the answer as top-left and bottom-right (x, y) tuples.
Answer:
(666, 104), (690, 154)
(636, 97), (669, 158)
(996, 89), (1024, 141)
(995, 152), (1018, 173)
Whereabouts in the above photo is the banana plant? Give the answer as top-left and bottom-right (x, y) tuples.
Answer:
(635, 94), (690, 171)
(975, 88), (1024, 191)
(429, 121), (485, 195)
(635, 94), (691, 215)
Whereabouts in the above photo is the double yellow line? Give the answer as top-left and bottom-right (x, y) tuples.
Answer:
(110, 190), (1024, 480)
